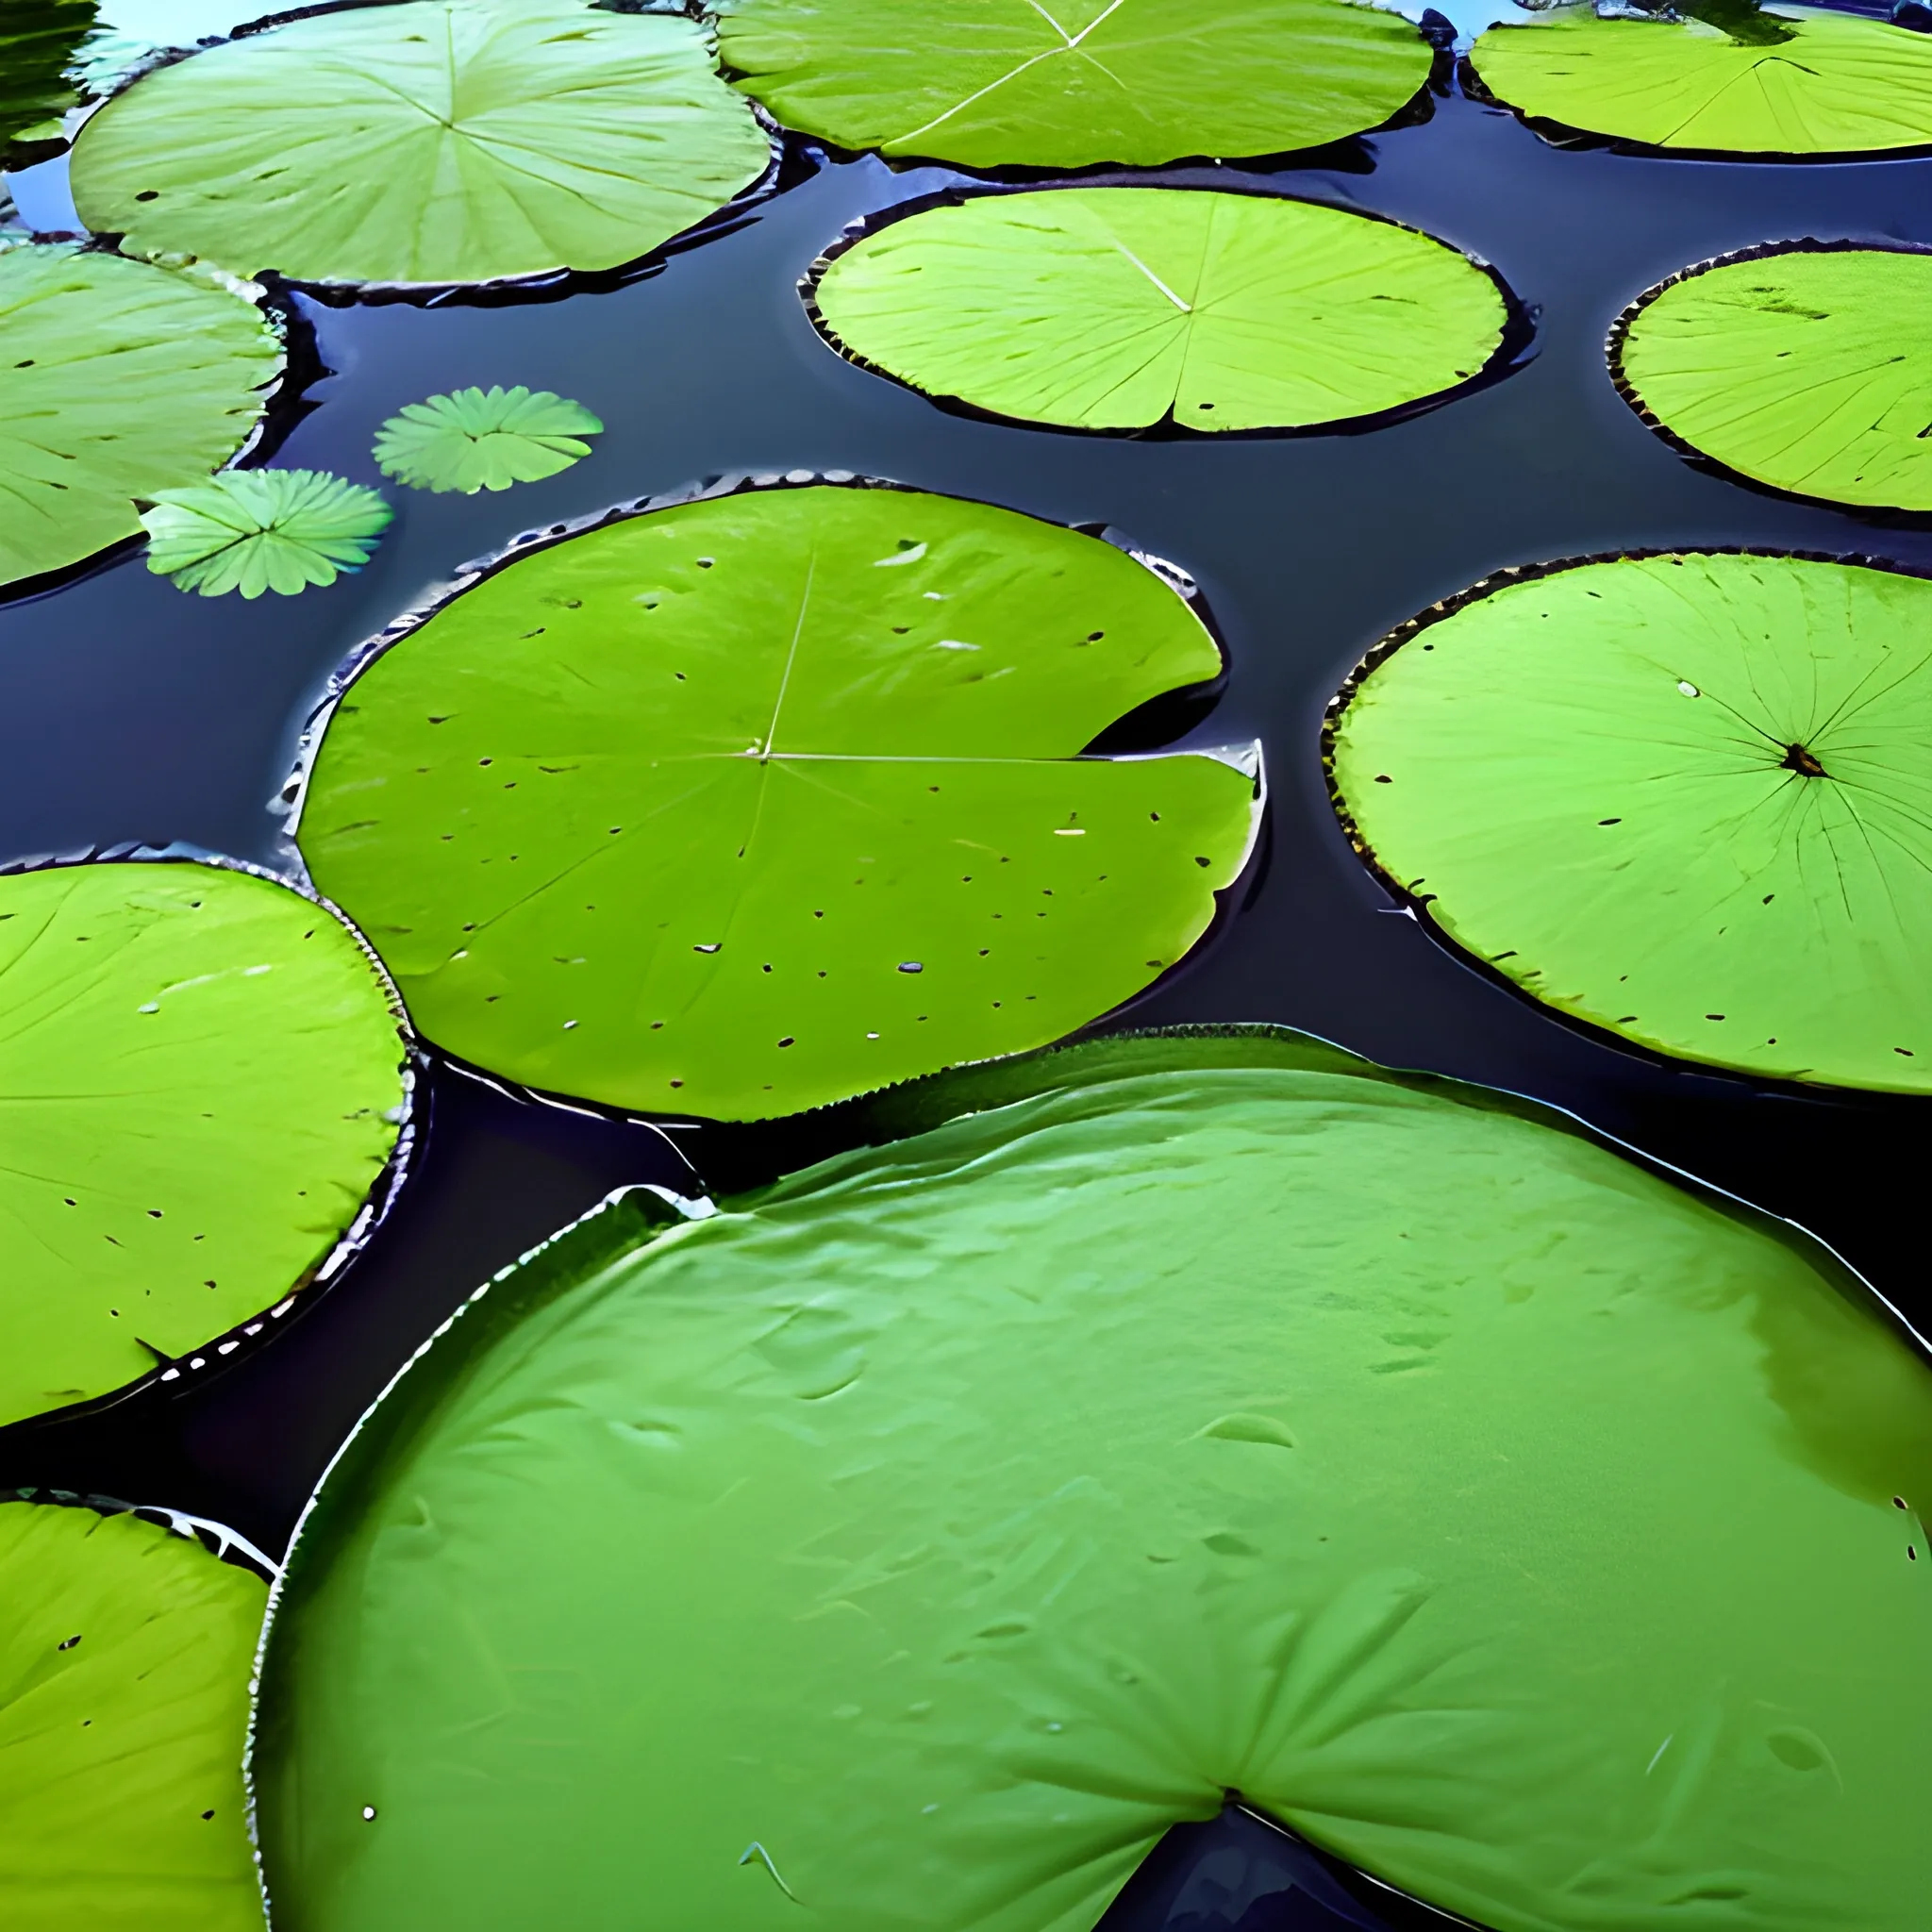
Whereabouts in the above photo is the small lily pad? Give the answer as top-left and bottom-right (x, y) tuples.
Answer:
(142, 469), (392, 597)
(1470, 6), (1932, 155)
(1326, 552), (1932, 1091)
(0, 859), (408, 1424)
(253, 1029), (1932, 1932)
(67, 0), (774, 287)
(1615, 243), (1932, 512)
(0, 1500), (267, 1930)
(373, 386), (603, 495)
(813, 188), (1511, 433)
(295, 483), (1262, 1121)
(0, 242), (281, 590)
(714, 0), (1433, 169)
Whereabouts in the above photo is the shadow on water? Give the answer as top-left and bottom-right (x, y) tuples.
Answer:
(2, 36), (1931, 1736)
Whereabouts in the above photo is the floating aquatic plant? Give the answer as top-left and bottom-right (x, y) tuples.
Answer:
(373, 385), (603, 494)
(1615, 243), (1932, 512)
(0, 0), (92, 157)
(814, 188), (1511, 433)
(0, 242), (280, 590)
(142, 468), (391, 597)
(1327, 552), (1932, 1092)
(714, 0), (1433, 168)
(68, 0), (772, 287)
(295, 483), (1262, 1121)
(253, 1028), (1932, 1932)
(0, 860), (407, 1424)
(1470, 5), (1932, 153)
(0, 1500), (268, 1930)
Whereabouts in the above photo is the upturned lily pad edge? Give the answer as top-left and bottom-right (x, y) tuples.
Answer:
(67, 1), (791, 304)
(281, 468), (1266, 1132)
(0, 841), (421, 1427)
(1607, 236), (1932, 525)
(800, 180), (1535, 441)
(1457, 32), (1932, 164)
(1319, 544), (1932, 1097)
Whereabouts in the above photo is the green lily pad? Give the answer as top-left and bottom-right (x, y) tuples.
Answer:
(373, 386), (603, 495)
(0, 242), (280, 591)
(714, 0), (1433, 169)
(295, 483), (1261, 1122)
(1, 1499), (267, 1930)
(1326, 551), (1932, 1092)
(1469, 6), (1932, 155)
(142, 469), (392, 598)
(1614, 243), (1932, 513)
(813, 188), (1510, 434)
(253, 1028), (1932, 1932)
(67, 0), (774, 288)
(0, 0), (92, 156)
(0, 859), (408, 1426)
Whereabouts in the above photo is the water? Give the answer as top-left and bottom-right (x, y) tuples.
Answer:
(3, 70), (1930, 1927)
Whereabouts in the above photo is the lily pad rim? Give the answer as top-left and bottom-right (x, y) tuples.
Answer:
(801, 179), (1534, 442)
(0, 239), (298, 608)
(7, 1484), (281, 1584)
(282, 468), (1265, 1133)
(1461, 13), (1932, 165)
(1607, 236), (1932, 526)
(1320, 543), (1932, 1101)
(0, 841), (420, 1426)
(71, 0), (785, 301)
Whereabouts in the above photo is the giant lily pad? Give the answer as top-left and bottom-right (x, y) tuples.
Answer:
(0, 859), (408, 1425)
(1327, 552), (1932, 1092)
(713, 0), (1433, 169)
(252, 1028), (1932, 1932)
(1469, 6), (1932, 155)
(0, 242), (280, 590)
(0, 1499), (267, 1931)
(67, 0), (773, 288)
(294, 484), (1261, 1122)
(1614, 244), (1932, 512)
(0, 0), (92, 156)
(813, 188), (1510, 434)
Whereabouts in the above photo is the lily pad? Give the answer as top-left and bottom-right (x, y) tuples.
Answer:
(295, 483), (1261, 1121)
(373, 386), (603, 495)
(0, 242), (280, 591)
(0, 0), (92, 155)
(67, 0), (774, 288)
(0, 859), (408, 1426)
(1, 1500), (267, 1930)
(714, 0), (1433, 169)
(813, 188), (1510, 434)
(142, 468), (392, 597)
(252, 1029), (1932, 1932)
(1614, 243), (1932, 512)
(1326, 551), (1932, 1092)
(1469, 6), (1932, 155)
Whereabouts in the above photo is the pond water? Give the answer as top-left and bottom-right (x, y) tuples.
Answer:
(3, 50), (1930, 1929)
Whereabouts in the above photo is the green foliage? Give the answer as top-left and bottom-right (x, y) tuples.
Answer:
(373, 385), (603, 494)
(0, 242), (279, 589)
(816, 188), (1508, 433)
(0, 1501), (268, 1930)
(1471, 5), (1932, 153)
(715, 0), (1432, 168)
(296, 485), (1261, 1121)
(0, 861), (407, 1424)
(1618, 244), (1932, 512)
(68, 0), (772, 287)
(1328, 553), (1932, 1092)
(255, 1030), (1932, 1932)
(142, 468), (392, 598)
(0, 0), (92, 156)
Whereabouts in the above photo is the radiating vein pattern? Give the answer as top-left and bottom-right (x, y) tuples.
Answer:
(1327, 553), (1932, 1091)
(295, 486), (1261, 1121)
(815, 188), (1510, 433)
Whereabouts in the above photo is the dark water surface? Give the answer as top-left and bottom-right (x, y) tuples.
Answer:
(4, 58), (1931, 1733)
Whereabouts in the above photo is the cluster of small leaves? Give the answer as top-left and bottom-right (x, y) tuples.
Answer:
(142, 469), (392, 597)
(372, 385), (603, 494)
